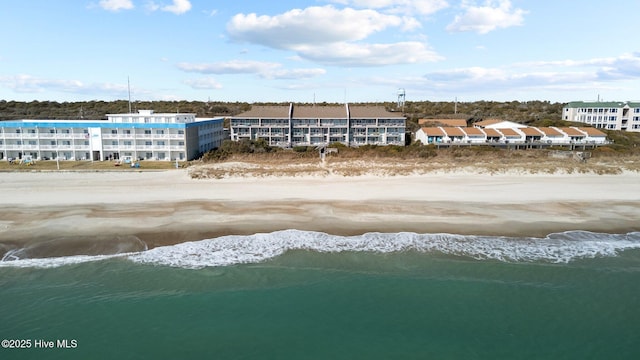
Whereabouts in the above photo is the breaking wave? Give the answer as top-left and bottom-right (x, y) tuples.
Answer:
(2, 230), (640, 269)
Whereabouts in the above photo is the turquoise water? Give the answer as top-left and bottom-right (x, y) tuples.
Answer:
(1, 231), (640, 359)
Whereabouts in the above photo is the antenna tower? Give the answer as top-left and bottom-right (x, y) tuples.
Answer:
(397, 88), (406, 112)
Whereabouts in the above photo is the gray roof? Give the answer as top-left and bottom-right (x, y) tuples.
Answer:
(349, 106), (405, 119)
(292, 105), (347, 118)
(233, 103), (406, 119)
(565, 101), (640, 108)
(235, 105), (290, 118)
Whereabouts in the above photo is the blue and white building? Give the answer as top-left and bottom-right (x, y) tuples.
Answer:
(562, 101), (640, 132)
(0, 110), (225, 161)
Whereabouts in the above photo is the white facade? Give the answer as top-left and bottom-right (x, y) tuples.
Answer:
(563, 101), (640, 132)
(0, 110), (225, 161)
(416, 126), (608, 145)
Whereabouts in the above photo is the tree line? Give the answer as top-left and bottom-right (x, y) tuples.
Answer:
(0, 99), (564, 124)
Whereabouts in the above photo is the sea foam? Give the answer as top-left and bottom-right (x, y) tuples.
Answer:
(2, 230), (640, 269)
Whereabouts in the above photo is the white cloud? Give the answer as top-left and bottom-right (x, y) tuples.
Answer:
(227, 5), (439, 67)
(298, 41), (442, 66)
(447, 0), (526, 34)
(328, 0), (449, 16)
(177, 60), (326, 80)
(416, 53), (640, 96)
(183, 77), (223, 90)
(146, 0), (192, 15)
(161, 0), (191, 15)
(178, 60), (281, 74)
(99, 0), (134, 12)
(228, 6), (405, 49)
(0, 75), (127, 95)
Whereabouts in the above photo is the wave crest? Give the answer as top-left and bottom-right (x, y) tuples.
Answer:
(2, 230), (639, 269)
(129, 230), (640, 269)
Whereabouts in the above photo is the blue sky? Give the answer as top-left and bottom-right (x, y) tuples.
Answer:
(1, 0), (639, 104)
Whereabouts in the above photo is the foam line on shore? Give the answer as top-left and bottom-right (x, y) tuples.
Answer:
(2, 230), (639, 269)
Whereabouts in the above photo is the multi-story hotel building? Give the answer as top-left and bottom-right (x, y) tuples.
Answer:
(230, 104), (406, 147)
(0, 110), (224, 161)
(562, 101), (640, 132)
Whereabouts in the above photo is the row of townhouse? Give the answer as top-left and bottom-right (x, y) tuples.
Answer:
(562, 101), (640, 132)
(416, 125), (608, 145)
(230, 104), (406, 147)
(0, 110), (225, 161)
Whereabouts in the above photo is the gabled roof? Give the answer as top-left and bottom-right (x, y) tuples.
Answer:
(440, 127), (465, 137)
(461, 127), (484, 136)
(537, 127), (563, 137)
(418, 119), (467, 127)
(419, 127), (445, 136)
(558, 127), (585, 137)
(577, 127), (607, 137)
(474, 119), (503, 127)
(498, 128), (521, 137)
(475, 119), (526, 129)
(519, 127), (544, 136)
(482, 128), (502, 137)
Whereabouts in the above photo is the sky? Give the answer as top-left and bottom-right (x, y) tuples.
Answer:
(1, 0), (640, 104)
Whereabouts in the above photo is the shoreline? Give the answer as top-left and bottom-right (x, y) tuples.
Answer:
(2, 169), (640, 258)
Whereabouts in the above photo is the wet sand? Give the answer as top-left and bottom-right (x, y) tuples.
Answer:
(1, 169), (640, 258)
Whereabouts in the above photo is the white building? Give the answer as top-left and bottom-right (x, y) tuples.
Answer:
(415, 126), (608, 145)
(230, 104), (406, 147)
(0, 110), (225, 161)
(562, 101), (640, 132)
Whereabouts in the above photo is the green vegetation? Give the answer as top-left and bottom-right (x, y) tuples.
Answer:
(0, 99), (563, 123)
(0, 100), (250, 120)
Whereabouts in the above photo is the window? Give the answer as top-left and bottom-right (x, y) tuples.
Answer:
(145, 141), (152, 146)
(157, 141), (165, 146)
(156, 130), (164, 135)
(112, 141), (118, 146)
(178, 141), (184, 146)
(28, 129), (36, 134)
(144, 130), (151, 135)
(178, 130), (184, 135)
(124, 141), (132, 146)
(29, 140), (36, 145)
(124, 130), (131, 134)
(16, 129), (21, 133)
(111, 129), (118, 134)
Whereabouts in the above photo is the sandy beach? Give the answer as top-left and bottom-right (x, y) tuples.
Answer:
(2, 166), (640, 258)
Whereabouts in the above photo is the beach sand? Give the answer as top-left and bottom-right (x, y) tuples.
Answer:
(1, 167), (640, 258)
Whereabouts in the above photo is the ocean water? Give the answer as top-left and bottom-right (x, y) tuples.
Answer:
(1, 230), (640, 359)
